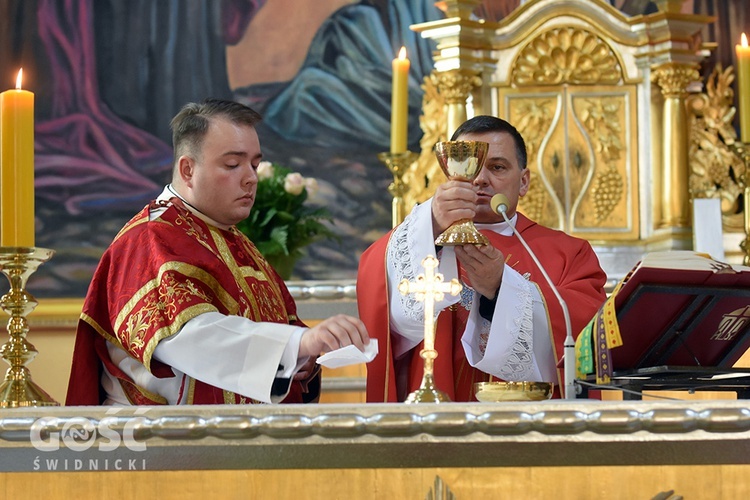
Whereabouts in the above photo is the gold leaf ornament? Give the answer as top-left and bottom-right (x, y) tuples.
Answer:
(513, 27), (622, 86)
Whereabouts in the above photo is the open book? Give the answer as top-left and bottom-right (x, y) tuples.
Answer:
(576, 251), (750, 384)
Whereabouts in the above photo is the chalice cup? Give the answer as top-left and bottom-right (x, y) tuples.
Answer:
(434, 140), (490, 246)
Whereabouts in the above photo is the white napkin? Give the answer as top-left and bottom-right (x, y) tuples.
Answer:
(316, 339), (379, 368)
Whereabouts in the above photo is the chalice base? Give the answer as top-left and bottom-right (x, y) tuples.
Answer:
(435, 220), (489, 246)
(0, 378), (59, 408)
(404, 373), (451, 403)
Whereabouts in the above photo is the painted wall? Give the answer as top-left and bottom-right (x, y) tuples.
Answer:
(0, 0), (745, 299)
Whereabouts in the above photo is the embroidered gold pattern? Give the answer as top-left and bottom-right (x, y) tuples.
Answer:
(212, 228), (263, 319)
(172, 209), (214, 253)
(115, 262), (239, 335)
(80, 312), (119, 346)
(123, 273), (212, 352)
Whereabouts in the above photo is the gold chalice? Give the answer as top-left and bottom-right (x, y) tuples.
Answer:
(434, 140), (490, 246)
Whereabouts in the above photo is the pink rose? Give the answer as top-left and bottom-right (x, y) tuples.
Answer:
(284, 172), (305, 195)
(257, 161), (274, 180)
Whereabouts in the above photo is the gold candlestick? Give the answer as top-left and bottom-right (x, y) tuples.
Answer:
(398, 254), (462, 403)
(0, 247), (58, 407)
(730, 142), (750, 266)
(378, 151), (418, 228)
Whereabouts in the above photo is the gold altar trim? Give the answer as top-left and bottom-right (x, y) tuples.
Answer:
(487, 4), (646, 50)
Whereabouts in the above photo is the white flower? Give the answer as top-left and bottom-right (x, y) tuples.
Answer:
(284, 172), (305, 196)
(257, 161), (274, 180)
(304, 177), (319, 197)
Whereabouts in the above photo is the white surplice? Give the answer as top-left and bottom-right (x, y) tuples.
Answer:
(386, 199), (556, 383)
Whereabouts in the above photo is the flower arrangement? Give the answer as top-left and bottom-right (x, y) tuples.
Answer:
(236, 161), (336, 279)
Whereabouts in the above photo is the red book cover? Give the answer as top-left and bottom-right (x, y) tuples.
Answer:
(609, 252), (750, 372)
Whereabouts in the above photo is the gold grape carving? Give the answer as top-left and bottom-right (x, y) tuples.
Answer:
(579, 98), (624, 222)
(591, 166), (624, 223)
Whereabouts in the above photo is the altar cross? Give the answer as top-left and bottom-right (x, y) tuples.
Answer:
(398, 255), (462, 353)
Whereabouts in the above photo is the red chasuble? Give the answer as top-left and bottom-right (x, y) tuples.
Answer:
(358, 213), (607, 402)
(66, 199), (311, 405)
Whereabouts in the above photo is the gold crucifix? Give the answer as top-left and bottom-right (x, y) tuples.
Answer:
(398, 254), (462, 403)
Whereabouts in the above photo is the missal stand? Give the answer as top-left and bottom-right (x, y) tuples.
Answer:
(577, 252), (750, 399)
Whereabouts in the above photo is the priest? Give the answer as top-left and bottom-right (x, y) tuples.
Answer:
(67, 99), (369, 406)
(358, 116), (606, 402)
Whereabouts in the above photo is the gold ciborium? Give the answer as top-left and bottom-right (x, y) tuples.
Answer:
(434, 140), (490, 246)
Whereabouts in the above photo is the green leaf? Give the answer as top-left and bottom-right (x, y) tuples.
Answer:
(236, 162), (338, 261)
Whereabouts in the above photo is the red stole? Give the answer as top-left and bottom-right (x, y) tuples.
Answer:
(359, 213), (607, 402)
(66, 199), (308, 405)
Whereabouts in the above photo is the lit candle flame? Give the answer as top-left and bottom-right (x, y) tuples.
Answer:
(742, 33), (749, 48)
(398, 46), (407, 60)
(15, 69), (23, 90)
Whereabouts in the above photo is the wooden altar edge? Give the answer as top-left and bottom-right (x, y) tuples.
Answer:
(2, 400), (750, 472)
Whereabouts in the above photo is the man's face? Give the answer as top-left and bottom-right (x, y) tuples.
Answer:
(183, 117), (262, 227)
(457, 130), (530, 224)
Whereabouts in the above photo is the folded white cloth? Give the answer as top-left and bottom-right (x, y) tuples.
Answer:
(316, 339), (379, 368)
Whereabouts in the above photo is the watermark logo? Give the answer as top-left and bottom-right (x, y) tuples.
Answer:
(30, 408), (149, 453)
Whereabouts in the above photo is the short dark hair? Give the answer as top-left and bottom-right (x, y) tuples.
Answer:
(450, 115), (527, 169)
(170, 98), (263, 161)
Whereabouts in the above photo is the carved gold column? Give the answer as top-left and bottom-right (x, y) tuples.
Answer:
(433, 69), (483, 139)
(730, 143), (750, 265)
(652, 62), (700, 229)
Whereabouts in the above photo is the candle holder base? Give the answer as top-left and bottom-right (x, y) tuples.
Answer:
(0, 379), (58, 408)
(0, 247), (59, 408)
(404, 373), (451, 404)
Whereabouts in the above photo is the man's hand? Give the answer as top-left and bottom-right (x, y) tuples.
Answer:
(454, 244), (505, 299)
(293, 356), (318, 381)
(432, 180), (478, 238)
(298, 314), (370, 359)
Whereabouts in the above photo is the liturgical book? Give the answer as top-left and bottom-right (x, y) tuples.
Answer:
(576, 251), (750, 384)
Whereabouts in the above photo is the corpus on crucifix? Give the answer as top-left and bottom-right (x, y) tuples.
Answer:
(397, 254), (462, 403)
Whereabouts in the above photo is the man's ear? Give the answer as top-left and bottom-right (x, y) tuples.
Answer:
(518, 168), (530, 197)
(176, 156), (195, 187)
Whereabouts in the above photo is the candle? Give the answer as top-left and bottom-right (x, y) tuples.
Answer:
(390, 46), (410, 154)
(0, 69), (35, 247)
(737, 33), (750, 143)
